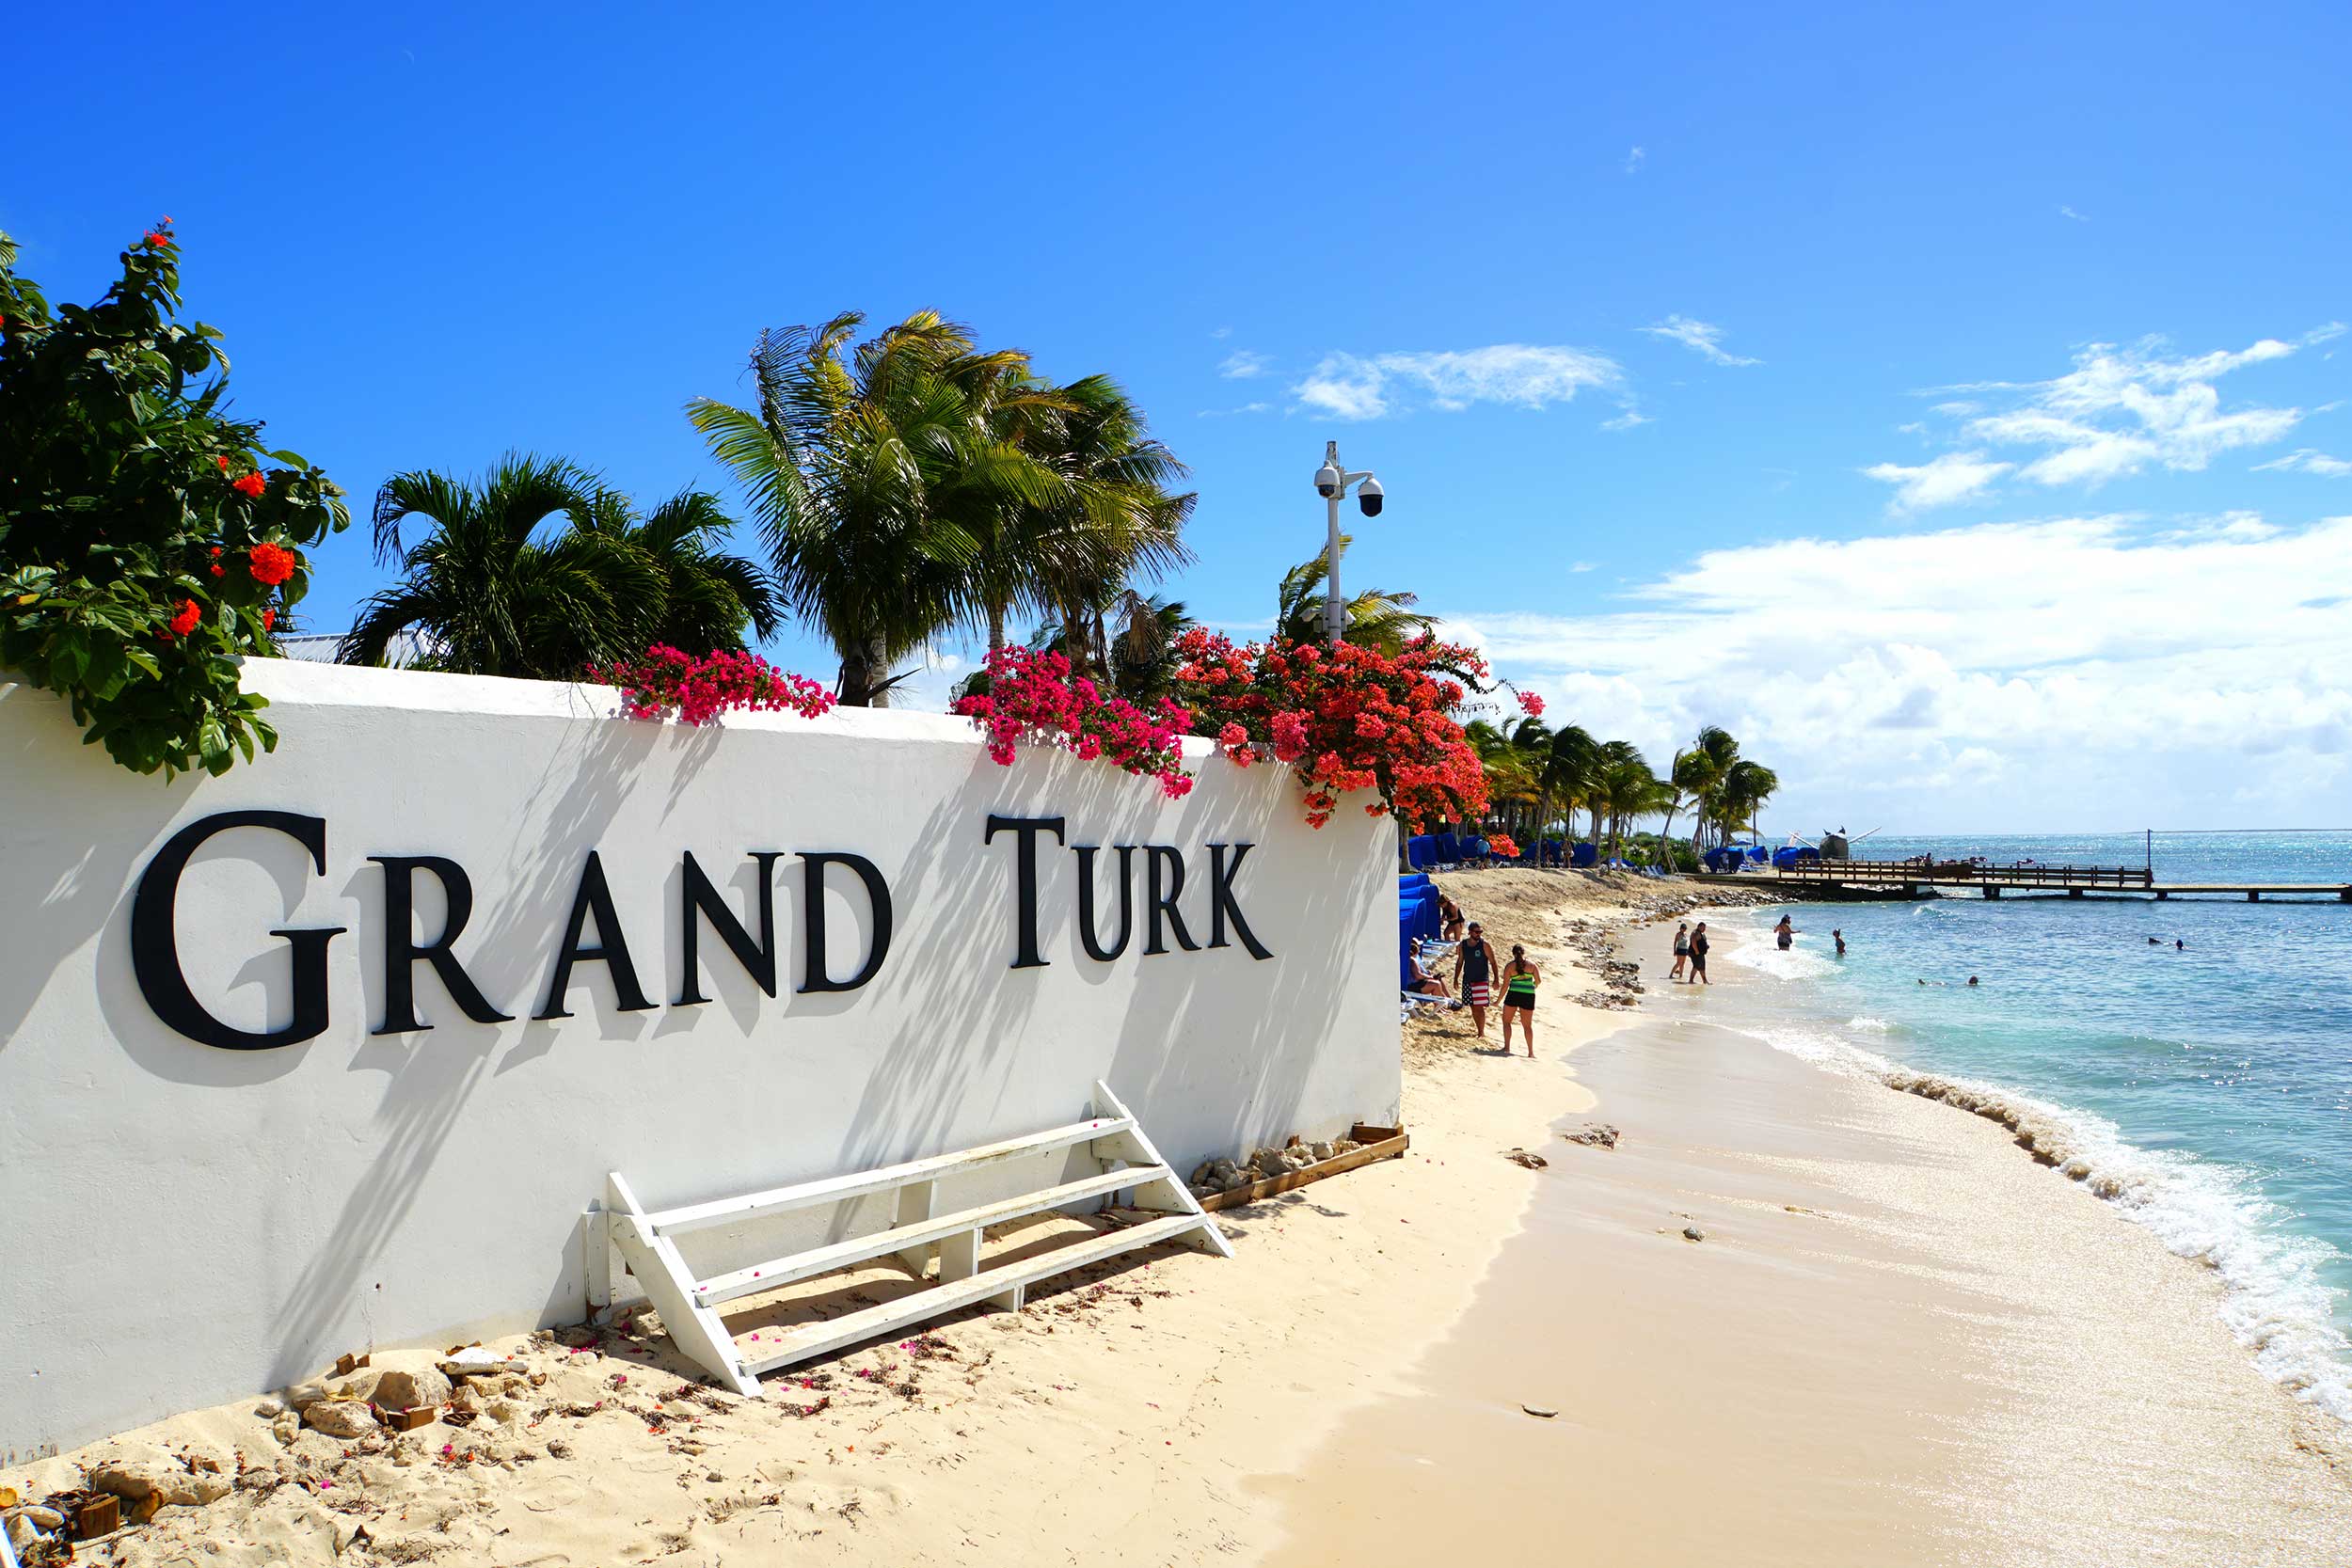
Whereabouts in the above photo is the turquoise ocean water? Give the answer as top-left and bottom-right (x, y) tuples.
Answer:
(1699, 831), (2352, 1422)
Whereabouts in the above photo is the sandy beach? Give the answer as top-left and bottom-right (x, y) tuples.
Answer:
(8, 870), (2347, 1566)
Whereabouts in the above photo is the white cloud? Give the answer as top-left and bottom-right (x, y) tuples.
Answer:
(1195, 401), (1271, 419)
(1295, 343), (1621, 420)
(1601, 406), (1651, 431)
(2058, 204), (2089, 222)
(1570, 562), (1597, 573)
(1435, 514), (2352, 832)
(1892, 330), (2330, 499)
(1624, 146), (1645, 174)
(1862, 451), (2012, 513)
(1210, 325), (1232, 340)
(2253, 448), (2352, 478)
(1219, 349), (1270, 379)
(1642, 314), (1759, 367)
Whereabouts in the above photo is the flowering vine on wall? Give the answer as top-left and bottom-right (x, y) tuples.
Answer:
(595, 645), (836, 726)
(1173, 629), (1499, 831)
(951, 646), (1196, 799)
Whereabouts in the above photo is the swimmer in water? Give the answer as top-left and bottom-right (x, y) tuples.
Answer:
(1967, 975), (1979, 986)
(1832, 928), (1846, 956)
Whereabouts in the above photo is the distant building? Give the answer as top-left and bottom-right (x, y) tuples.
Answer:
(273, 631), (440, 669)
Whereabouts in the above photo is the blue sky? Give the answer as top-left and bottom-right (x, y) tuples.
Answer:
(10, 1), (2350, 832)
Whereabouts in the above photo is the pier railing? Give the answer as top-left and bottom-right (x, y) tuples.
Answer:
(1779, 859), (2155, 889)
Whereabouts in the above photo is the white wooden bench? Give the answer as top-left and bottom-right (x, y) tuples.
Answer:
(590, 1082), (1229, 1394)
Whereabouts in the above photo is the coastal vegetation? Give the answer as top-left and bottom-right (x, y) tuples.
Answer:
(0, 223), (346, 776)
(340, 456), (776, 677)
(0, 220), (1786, 824)
(689, 312), (1193, 706)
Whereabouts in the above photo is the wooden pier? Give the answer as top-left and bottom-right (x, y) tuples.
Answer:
(1694, 859), (2352, 902)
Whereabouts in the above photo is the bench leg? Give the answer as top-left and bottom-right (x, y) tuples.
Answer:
(892, 1180), (937, 1278)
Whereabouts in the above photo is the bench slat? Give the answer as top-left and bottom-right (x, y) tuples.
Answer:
(739, 1212), (1207, 1374)
(692, 1164), (1168, 1306)
(645, 1115), (1134, 1234)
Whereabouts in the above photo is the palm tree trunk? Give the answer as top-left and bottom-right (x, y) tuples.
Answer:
(838, 636), (892, 708)
(987, 603), (1007, 657)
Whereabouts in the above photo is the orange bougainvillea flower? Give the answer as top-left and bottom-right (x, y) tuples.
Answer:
(166, 599), (202, 639)
(262, 609), (277, 632)
(215, 454), (231, 472)
(230, 470), (266, 499)
(247, 542), (297, 586)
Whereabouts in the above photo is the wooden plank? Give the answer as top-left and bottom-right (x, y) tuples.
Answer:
(1199, 1132), (1410, 1212)
(646, 1115), (1134, 1233)
(691, 1164), (1168, 1306)
(739, 1212), (1209, 1373)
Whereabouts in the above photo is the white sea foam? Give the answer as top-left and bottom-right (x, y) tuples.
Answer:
(1719, 926), (1839, 980)
(1740, 1017), (2352, 1424)
(1846, 1016), (1894, 1034)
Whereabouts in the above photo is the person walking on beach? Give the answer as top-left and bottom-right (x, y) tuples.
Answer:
(1688, 922), (1711, 985)
(1773, 914), (1798, 951)
(1453, 921), (1499, 1038)
(1500, 944), (1541, 1056)
(1669, 921), (1691, 981)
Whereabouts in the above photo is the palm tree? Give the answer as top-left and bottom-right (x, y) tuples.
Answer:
(341, 456), (645, 677)
(1276, 535), (1434, 651)
(1677, 724), (1742, 859)
(342, 458), (776, 678)
(1595, 743), (1674, 859)
(1014, 374), (1196, 674)
(1717, 759), (1782, 844)
(1104, 594), (1196, 703)
(689, 312), (1063, 705)
(574, 486), (783, 654)
(1544, 725), (1602, 848)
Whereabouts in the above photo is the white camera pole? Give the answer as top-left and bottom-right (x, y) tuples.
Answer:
(1312, 440), (1384, 647)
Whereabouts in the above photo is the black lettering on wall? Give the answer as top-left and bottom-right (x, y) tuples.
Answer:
(800, 851), (894, 992)
(1144, 845), (1200, 955)
(984, 815), (1067, 970)
(1073, 845), (1136, 961)
(534, 851), (655, 1019)
(129, 810), (346, 1052)
(1206, 843), (1275, 960)
(678, 850), (784, 1004)
(369, 855), (513, 1033)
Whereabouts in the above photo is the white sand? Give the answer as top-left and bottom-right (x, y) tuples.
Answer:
(9, 869), (2344, 1566)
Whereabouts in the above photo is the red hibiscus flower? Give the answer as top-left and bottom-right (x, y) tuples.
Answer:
(247, 543), (298, 585)
(262, 609), (277, 632)
(166, 599), (202, 639)
(231, 470), (267, 499)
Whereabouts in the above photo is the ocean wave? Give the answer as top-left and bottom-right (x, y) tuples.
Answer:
(1742, 1022), (2352, 1424)
(1719, 927), (1840, 980)
(1846, 1016), (1894, 1033)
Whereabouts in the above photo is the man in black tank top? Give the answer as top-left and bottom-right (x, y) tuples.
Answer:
(1453, 920), (1498, 1038)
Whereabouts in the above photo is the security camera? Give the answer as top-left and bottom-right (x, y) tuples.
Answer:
(1313, 464), (1341, 499)
(1356, 476), (1384, 517)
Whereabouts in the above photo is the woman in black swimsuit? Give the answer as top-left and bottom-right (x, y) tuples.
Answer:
(1688, 922), (1710, 985)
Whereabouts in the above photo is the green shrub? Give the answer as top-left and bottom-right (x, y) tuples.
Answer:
(0, 222), (348, 776)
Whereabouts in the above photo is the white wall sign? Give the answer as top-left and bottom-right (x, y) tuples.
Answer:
(0, 660), (1395, 1456)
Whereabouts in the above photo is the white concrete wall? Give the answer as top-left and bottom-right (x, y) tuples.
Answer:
(0, 659), (1396, 1456)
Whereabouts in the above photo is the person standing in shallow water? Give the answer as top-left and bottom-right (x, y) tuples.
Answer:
(1669, 921), (1691, 981)
(1453, 920), (1499, 1039)
(1687, 923), (1711, 985)
(1774, 914), (1798, 951)
(1500, 943), (1541, 1057)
